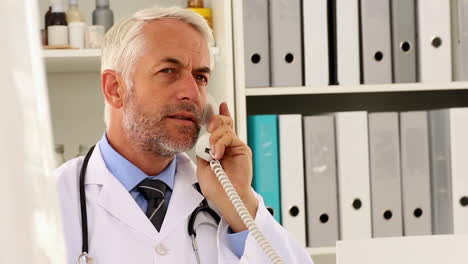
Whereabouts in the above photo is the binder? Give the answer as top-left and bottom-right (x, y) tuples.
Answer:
(428, 109), (453, 234)
(242, 0), (270, 87)
(390, 0), (417, 83)
(303, 115), (339, 247)
(302, 0), (329, 86)
(336, 0), (360, 84)
(446, 108), (468, 234)
(451, 0), (468, 81)
(399, 111), (432, 236)
(335, 111), (372, 239)
(247, 115), (281, 223)
(278, 115), (306, 246)
(429, 108), (468, 235)
(368, 112), (403, 237)
(268, 0), (303, 86)
(416, 0), (452, 82)
(360, 0), (393, 84)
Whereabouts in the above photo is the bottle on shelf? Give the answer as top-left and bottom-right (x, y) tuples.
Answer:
(69, 22), (86, 49)
(45, 5), (52, 27)
(66, 0), (85, 23)
(186, 0), (213, 29)
(44, 5), (52, 45)
(48, 2), (68, 27)
(92, 0), (114, 32)
(47, 1), (69, 46)
(85, 25), (105, 48)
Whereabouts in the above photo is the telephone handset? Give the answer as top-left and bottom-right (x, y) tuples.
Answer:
(195, 95), (217, 162)
(195, 95), (284, 264)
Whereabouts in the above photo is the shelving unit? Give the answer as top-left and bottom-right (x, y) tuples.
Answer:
(40, 0), (234, 159)
(231, 1), (468, 264)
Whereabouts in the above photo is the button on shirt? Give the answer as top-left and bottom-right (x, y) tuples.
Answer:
(98, 134), (248, 257)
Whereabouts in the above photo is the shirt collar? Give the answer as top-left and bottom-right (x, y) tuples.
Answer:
(98, 134), (176, 192)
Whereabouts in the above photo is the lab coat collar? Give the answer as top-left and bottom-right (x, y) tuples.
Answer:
(85, 143), (204, 243)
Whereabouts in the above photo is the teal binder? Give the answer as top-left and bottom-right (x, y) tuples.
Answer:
(247, 115), (281, 223)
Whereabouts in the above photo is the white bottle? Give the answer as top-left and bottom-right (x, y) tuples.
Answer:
(69, 22), (86, 48)
(85, 25), (105, 48)
(47, 2), (68, 46)
(66, 0), (85, 23)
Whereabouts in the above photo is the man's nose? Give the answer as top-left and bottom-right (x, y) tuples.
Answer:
(176, 72), (201, 102)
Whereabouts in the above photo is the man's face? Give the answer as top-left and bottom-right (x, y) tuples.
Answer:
(123, 19), (210, 157)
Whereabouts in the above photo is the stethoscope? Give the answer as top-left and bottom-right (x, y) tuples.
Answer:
(77, 145), (221, 264)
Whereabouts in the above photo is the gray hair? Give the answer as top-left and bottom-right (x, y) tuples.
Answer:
(101, 6), (214, 128)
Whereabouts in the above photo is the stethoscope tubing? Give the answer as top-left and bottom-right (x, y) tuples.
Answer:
(79, 145), (95, 254)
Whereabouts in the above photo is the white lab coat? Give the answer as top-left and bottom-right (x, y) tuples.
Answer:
(56, 143), (313, 264)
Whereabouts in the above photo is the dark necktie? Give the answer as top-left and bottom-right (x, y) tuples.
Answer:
(137, 179), (168, 231)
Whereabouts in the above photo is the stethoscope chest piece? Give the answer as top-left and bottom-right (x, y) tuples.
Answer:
(77, 252), (96, 264)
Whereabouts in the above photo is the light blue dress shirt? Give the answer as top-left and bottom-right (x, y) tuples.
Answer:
(98, 134), (248, 257)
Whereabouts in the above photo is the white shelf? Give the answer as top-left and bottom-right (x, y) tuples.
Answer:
(245, 81), (468, 96)
(43, 47), (220, 73)
(307, 246), (336, 256)
(43, 49), (101, 73)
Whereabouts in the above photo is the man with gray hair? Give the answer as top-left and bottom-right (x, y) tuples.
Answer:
(56, 6), (313, 264)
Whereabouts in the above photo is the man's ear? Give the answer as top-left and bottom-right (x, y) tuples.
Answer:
(101, 70), (127, 109)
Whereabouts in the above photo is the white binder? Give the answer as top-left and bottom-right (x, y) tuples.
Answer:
(451, 0), (468, 81)
(416, 0), (452, 82)
(448, 108), (468, 234)
(390, 0), (417, 83)
(428, 109), (454, 234)
(269, 0), (303, 86)
(302, 0), (329, 86)
(242, 0), (270, 87)
(335, 111), (372, 239)
(278, 115), (306, 246)
(303, 115), (339, 247)
(368, 112), (403, 237)
(360, 0), (393, 84)
(400, 111), (432, 236)
(336, 0), (360, 85)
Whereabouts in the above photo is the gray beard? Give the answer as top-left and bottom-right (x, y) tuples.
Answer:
(122, 97), (201, 157)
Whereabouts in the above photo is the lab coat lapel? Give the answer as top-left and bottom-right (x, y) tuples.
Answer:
(85, 144), (158, 242)
(158, 153), (204, 240)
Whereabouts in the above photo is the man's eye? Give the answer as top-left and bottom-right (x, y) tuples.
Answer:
(160, 68), (176, 74)
(196, 74), (208, 83)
